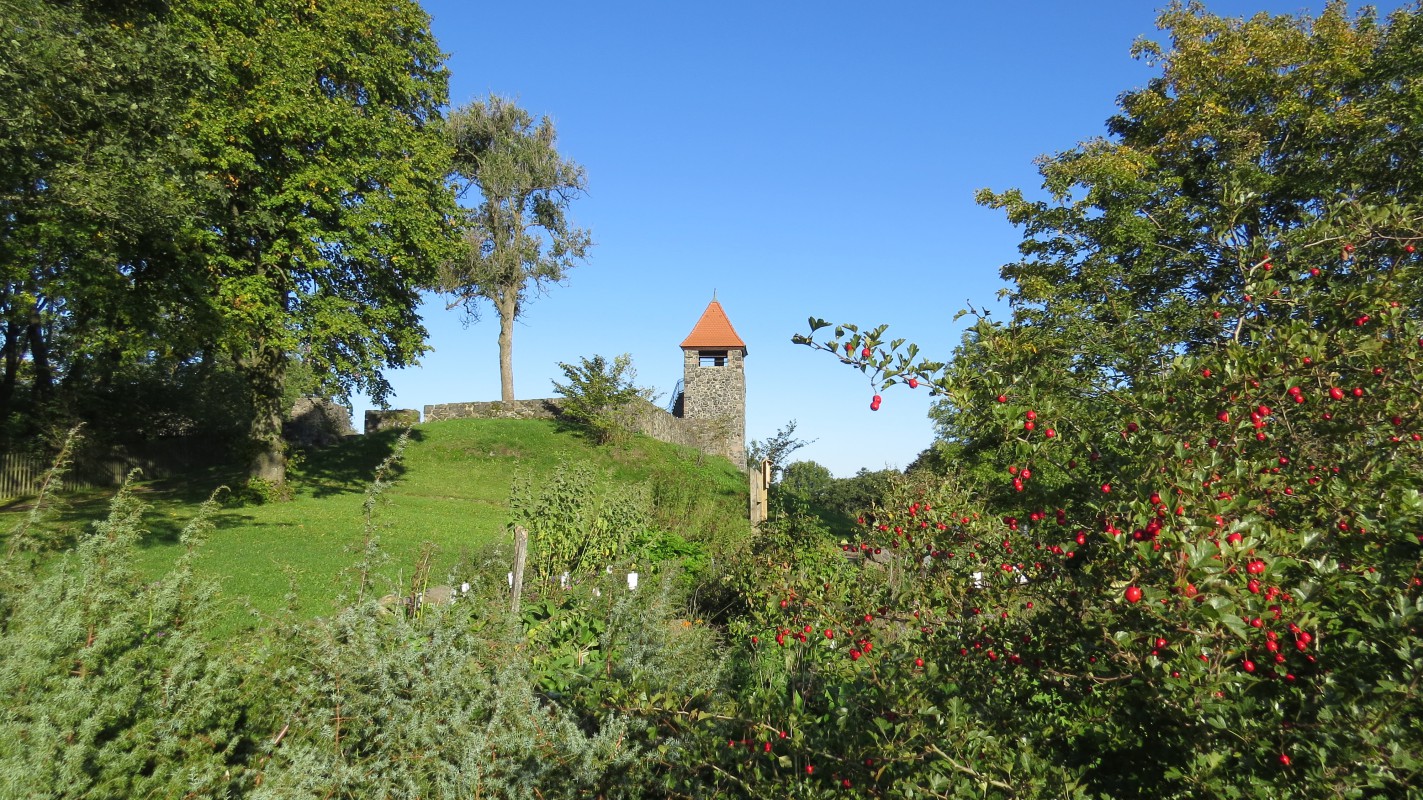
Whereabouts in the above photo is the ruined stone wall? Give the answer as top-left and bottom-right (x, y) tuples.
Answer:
(364, 409), (420, 434)
(424, 399), (561, 422)
(287, 397), (355, 447)
(680, 349), (746, 467)
(423, 397), (742, 468)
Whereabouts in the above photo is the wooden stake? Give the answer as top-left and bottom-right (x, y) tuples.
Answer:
(511, 524), (528, 614)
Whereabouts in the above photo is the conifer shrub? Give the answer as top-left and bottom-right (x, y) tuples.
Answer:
(0, 479), (261, 798)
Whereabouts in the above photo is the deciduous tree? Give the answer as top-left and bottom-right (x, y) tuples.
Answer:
(0, 0), (458, 482)
(440, 95), (592, 404)
(746, 419), (814, 477)
(179, 0), (457, 484)
(0, 0), (205, 437)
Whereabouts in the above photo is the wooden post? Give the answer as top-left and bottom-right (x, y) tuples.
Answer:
(749, 457), (772, 525)
(510, 524), (529, 614)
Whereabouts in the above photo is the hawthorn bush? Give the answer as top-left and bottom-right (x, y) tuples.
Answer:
(776, 3), (1423, 795)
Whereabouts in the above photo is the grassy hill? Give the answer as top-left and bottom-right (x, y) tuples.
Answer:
(2, 419), (751, 634)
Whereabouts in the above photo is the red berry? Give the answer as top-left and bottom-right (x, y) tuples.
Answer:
(996, 394), (1007, 403)
(870, 395), (882, 411)
(1044, 428), (1056, 438)
(1124, 586), (1143, 603)
(907, 377), (919, 389)
(1217, 411), (1230, 423)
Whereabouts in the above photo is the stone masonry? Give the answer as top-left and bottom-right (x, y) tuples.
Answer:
(421, 397), (735, 464)
(680, 347), (745, 466)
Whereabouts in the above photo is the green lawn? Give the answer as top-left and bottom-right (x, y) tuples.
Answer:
(2, 419), (750, 635)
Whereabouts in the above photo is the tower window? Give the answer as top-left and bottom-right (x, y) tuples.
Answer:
(699, 350), (728, 367)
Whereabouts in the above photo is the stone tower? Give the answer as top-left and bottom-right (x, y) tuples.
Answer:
(677, 297), (746, 467)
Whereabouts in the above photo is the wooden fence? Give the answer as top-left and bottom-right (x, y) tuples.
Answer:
(0, 453), (107, 500)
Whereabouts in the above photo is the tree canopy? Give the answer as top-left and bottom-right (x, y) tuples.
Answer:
(790, 3), (1423, 795)
(0, 0), (459, 480)
(182, 0), (457, 482)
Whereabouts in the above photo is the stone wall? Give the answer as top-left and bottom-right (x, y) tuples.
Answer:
(620, 399), (738, 462)
(423, 397), (742, 469)
(364, 408), (420, 435)
(424, 399), (561, 422)
(286, 397), (355, 447)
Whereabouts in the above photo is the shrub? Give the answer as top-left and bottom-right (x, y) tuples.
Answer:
(0, 479), (260, 798)
(551, 353), (650, 445)
(509, 461), (655, 584)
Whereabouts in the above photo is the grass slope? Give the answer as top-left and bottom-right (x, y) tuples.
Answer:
(3, 419), (750, 634)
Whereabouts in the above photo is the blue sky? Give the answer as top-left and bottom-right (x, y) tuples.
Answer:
(357, 1), (1403, 477)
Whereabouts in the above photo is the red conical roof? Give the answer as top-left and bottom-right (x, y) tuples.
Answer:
(680, 299), (746, 352)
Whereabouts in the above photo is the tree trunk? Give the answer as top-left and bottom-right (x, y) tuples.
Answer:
(26, 316), (52, 402)
(0, 319), (21, 421)
(243, 343), (287, 485)
(497, 290), (516, 404)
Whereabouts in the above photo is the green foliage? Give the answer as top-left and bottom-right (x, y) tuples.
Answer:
(786, 3), (1423, 796)
(9, 2), (1423, 796)
(552, 353), (648, 445)
(0, 478), (260, 798)
(779, 460), (835, 506)
(0, 0), (458, 480)
(0, 0), (206, 445)
(440, 94), (593, 403)
(747, 419), (814, 476)
(510, 462), (654, 583)
(4, 426), (80, 558)
(0, 428), (741, 800)
(250, 599), (642, 799)
(0, 418), (751, 636)
(823, 467), (898, 520)
(185, 0), (458, 481)
(230, 477), (294, 506)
